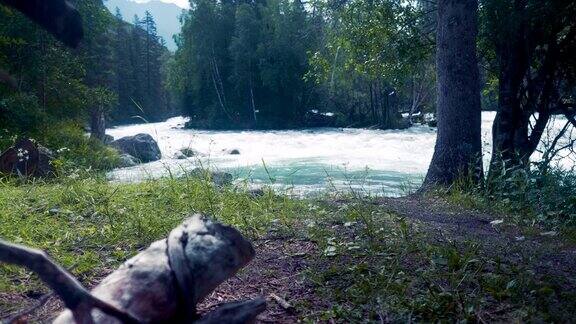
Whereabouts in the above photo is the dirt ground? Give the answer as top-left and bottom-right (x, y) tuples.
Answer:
(379, 195), (576, 285)
(3, 195), (575, 323)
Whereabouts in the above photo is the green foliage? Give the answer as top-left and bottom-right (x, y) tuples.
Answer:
(0, 177), (574, 321)
(307, 0), (436, 128)
(171, 0), (321, 129)
(0, 0), (173, 149)
(303, 200), (575, 322)
(110, 11), (174, 124)
(0, 177), (304, 297)
(0, 4), (91, 133)
(447, 167), (576, 233)
(43, 122), (120, 172)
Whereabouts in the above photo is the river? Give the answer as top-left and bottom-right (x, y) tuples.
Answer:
(106, 112), (574, 196)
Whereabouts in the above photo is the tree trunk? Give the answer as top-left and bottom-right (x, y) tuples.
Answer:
(90, 107), (106, 141)
(488, 15), (570, 175)
(422, 0), (482, 188)
(488, 20), (530, 173)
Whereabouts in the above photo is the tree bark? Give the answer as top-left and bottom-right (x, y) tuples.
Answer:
(422, 0), (483, 188)
(50, 215), (260, 323)
(488, 20), (573, 175)
(90, 107), (106, 141)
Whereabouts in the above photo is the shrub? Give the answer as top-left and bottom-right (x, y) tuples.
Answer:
(43, 122), (120, 172)
(449, 166), (576, 231)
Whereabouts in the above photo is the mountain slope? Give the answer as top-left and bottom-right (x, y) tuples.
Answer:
(105, 0), (183, 51)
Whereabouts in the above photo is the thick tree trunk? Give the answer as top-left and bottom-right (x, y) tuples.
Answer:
(488, 15), (570, 175)
(422, 0), (482, 187)
(488, 20), (531, 173)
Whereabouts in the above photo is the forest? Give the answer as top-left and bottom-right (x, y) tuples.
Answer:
(2, 0), (574, 134)
(0, 0), (575, 322)
(0, 0), (173, 145)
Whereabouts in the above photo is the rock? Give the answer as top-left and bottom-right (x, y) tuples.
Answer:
(117, 154), (139, 168)
(103, 134), (114, 144)
(427, 119), (438, 127)
(181, 147), (197, 157)
(173, 151), (187, 159)
(424, 113), (437, 127)
(304, 110), (337, 127)
(174, 148), (198, 159)
(248, 188), (265, 198)
(189, 169), (233, 187)
(0, 138), (55, 178)
(394, 117), (412, 130)
(111, 133), (161, 163)
(229, 149), (240, 155)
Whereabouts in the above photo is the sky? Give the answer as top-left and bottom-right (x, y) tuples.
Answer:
(131, 0), (190, 9)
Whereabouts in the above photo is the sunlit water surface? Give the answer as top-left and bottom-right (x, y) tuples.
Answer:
(106, 112), (574, 196)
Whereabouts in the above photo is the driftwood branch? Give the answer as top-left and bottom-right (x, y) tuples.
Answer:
(51, 214), (263, 323)
(1, 215), (265, 323)
(270, 293), (295, 313)
(0, 240), (140, 324)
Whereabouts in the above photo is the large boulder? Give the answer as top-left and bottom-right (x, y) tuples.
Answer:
(394, 117), (412, 130)
(0, 138), (55, 177)
(111, 133), (161, 163)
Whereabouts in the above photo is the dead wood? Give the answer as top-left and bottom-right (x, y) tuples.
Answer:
(0, 0), (83, 48)
(269, 293), (295, 313)
(50, 214), (261, 323)
(196, 298), (266, 324)
(1, 215), (265, 323)
(0, 240), (140, 324)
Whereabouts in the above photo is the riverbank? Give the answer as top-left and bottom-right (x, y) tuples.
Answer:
(1, 176), (574, 322)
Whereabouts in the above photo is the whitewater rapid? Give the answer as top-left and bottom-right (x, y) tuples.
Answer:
(106, 112), (574, 196)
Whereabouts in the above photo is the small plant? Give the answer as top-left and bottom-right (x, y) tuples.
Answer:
(447, 165), (576, 236)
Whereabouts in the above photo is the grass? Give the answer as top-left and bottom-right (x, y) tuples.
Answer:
(0, 175), (575, 322)
(0, 175), (303, 296)
(301, 200), (576, 322)
(443, 167), (576, 240)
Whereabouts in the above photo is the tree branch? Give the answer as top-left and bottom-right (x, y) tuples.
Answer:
(0, 240), (140, 324)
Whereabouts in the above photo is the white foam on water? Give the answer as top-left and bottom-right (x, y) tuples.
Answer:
(106, 112), (575, 196)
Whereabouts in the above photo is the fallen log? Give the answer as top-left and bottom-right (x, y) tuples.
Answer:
(1, 215), (265, 323)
